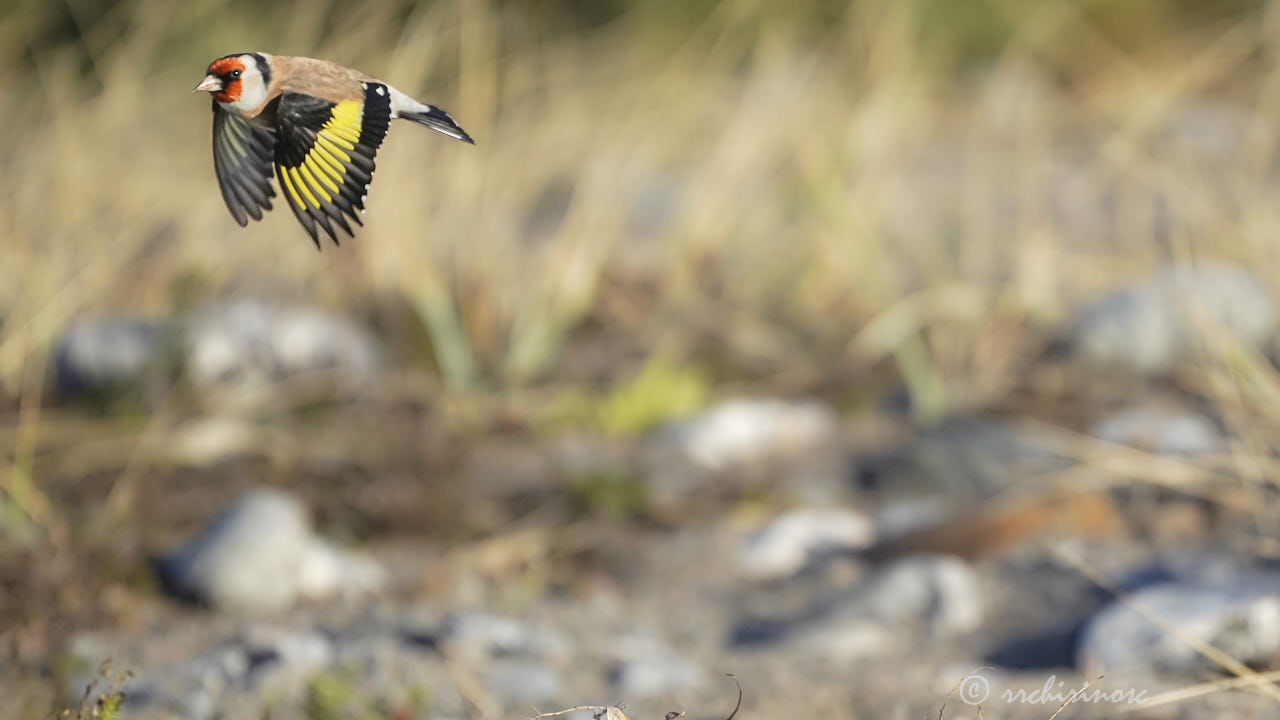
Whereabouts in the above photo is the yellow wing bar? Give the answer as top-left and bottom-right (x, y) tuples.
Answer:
(274, 84), (393, 247)
(281, 100), (365, 211)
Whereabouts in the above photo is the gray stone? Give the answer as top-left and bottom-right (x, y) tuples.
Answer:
(1090, 405), (1222, 455)
(873, 498), (951, 541)
(483, 661), (561, 706)
(609, 654), (705, 698)
(605, 634), (706, 698)
(742, 554), (986, 662)
(738, 507), (875, 581)
(296, 538), (386, 603)
(241, 628), (334, 694)
(184, 299), (379, 401)
(440, 612), (572, 663)
(862, 417), (1069, 499)
(643, 397), (846, 509)
(52, 316), (162, 400)
(659, 398), (839, 472)
(154, 488), (383, 612)
(856, 555), (986, 637)
(1078, 579), (1280, 678)
(794, 618), (899, 661)
(1071, 264), (1276, 373)
(115, 645), (248, 720)
(64, 615), (460, 720)
(811, 555), (982, 660)
(332, 627), (465, 718)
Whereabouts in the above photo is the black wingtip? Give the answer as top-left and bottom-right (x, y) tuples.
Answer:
(403, 106), (475, 145)
(451, 124), (475, 145)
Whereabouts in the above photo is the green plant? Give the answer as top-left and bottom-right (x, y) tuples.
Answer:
(63, 663), (131, 720)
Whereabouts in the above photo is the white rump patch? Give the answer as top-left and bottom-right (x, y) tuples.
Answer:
(385, 85), (425, 119)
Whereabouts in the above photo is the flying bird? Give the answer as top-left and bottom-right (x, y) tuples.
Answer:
(194, 52), (473, 248)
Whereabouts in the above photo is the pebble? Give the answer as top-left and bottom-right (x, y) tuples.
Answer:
(440, 612), (572, 663)
(52, 316), (162, 401)
(1071, 264), (1275, 373)
(154, 488), (383, 613)
(738, 507), (875, 581)
(856, 555), (986, 637)
(184, 299), (379, 402)
(661, 398), (839, 472)
(735, 554), (985, 662)
(1089, 405), (1222, 455)
(605, 634), (706, 698)
(1078, 578), (1280, 678)
(483, 661), (562, 706)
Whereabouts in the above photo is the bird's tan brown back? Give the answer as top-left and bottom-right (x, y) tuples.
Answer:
(273, 55), (371, 103)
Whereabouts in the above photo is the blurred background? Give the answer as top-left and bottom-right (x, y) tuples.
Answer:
(5, 0), (1280, 717)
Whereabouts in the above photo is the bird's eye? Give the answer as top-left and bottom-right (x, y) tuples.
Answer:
(229, 69), (242, 79)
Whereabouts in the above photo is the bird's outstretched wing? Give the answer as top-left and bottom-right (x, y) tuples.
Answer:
(273, 83), (392, 247)
(212, 103), (277, 226)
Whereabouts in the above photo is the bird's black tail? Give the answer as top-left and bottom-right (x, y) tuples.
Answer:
(401, 105), (475, 144)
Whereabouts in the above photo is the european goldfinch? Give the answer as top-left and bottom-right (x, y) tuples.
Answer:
(194, 52), (473, 248)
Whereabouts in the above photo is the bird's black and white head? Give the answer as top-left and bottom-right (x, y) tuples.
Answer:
(194, 53), (272, 115)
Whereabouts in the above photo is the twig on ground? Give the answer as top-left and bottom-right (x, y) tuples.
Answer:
(722, 674), (742, 720)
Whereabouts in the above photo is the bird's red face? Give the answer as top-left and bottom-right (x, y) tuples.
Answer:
(199, 56), (246, 103)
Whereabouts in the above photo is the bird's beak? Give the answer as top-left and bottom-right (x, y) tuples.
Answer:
(193, 75), (222, 94)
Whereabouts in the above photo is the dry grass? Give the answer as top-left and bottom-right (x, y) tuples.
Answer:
(1, 0), (1277, 400)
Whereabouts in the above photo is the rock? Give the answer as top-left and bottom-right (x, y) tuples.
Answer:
(609, 654), (704, 698)
(794, 619), (899, 662)
(241, 628), (334, 696)
(738, 507), (875, 580)
(52, 316), (163, 401)
(183, 300), (379, 401)
(660, 398), (839, 472)
(643, 398), (846, 509)
(734, 554), (985, 661)
(1078, 578), (1280, 678)
(331, 620), (466, 718)
(605, 634), (706, 698)
(859, 417), (1069, 499)
(1071, 264), (1275, 373)
(856, 555), (986, 637)
(154, 488), (382, 612)
(483, 661), (561, 706)
(440, 612), (572, 663)
(873, 498), (951, 541)
(64, 615), (461, 720)
(1089, 405), (1222, 455)
(297, 539), (386, 602)
(108, 645), (248, 720)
